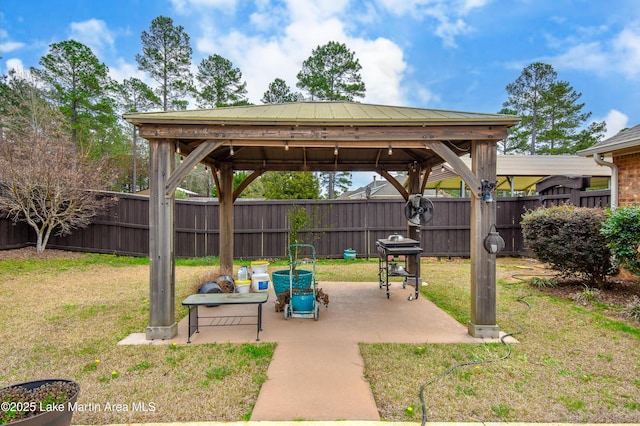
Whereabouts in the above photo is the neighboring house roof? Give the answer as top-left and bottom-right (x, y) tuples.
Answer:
(342, 154), (611, 198)
(579, 124), (640, 156)
(343, 176), (408, 199)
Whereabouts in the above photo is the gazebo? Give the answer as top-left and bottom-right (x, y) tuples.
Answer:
(124, 101), (519, 341)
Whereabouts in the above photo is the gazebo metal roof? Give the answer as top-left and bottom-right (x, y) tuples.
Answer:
(125, 101), (517, 124)
(125, 101), (519, 176)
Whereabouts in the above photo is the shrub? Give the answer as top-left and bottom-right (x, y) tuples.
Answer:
(521, 205), (615, 288)
(622, 296), (640, 323)
(601, 205), (640, 277)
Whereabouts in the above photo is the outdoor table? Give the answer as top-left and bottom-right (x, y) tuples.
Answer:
(181, 292), (269, 343)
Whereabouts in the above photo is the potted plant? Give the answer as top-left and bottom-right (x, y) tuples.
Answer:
(272, 205), (316, 297)
(0, 379), (80, 426)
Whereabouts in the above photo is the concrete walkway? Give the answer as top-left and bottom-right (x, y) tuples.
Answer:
(121, 280), (510, 421)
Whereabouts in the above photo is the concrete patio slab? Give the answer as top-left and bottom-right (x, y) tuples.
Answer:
(119, 280), (515, 421)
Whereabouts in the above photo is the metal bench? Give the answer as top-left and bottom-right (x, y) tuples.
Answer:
(181, 293), (269, 343)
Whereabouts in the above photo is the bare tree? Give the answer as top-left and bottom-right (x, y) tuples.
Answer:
(0, 71), (113, 252)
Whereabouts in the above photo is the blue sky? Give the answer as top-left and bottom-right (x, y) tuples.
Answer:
(2, 0), (640, 189)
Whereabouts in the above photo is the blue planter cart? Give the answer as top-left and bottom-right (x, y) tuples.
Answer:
(284, 244), (319, 321)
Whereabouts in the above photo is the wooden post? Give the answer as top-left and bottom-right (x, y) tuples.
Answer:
(147, 139), (177, 340)
(468, 140), (499, 338)
(219, 163), (234, 274)
(406, 164), (422, 278)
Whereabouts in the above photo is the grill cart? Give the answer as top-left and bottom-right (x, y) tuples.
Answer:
(377, 235), (422, 299)
(284, 244), (320, 320)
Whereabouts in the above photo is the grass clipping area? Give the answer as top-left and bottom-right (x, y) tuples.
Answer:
(360, 257), (640, 423)
(0, 251), (274, 424)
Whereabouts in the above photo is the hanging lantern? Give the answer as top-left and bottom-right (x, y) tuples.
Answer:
(483, 225), (505, 254)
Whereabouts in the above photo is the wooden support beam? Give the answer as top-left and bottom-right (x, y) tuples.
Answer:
(406, 164), (422, 278)
(147, 139), (177, 340)
(219, 163), (234, 275)
(378, 169), (408, 200)
(424, 140), (481, 198)
(233, 168), (265, 201)
(165, 140), (224, 198)
(467, 140), (499, 338)
(139, 123), (508, 143)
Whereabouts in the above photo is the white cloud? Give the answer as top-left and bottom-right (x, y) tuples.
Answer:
(108, 58), (152, 86)
(171, 0), (239, 14)
(0, 29), (26, 53)
(612, 26), (640, 79)
(0, 40), (25, 53)
(69, 19), (115, 58)
(549, 42), (609, 73)
(352, 37), (407, 105)
(373, 0), (490, 47)
(286, 0), (351, 22)
(4, 58), (25, 75)
(601, 109), (629, 139)
(545, 23), (640, 80)
(194, 1), (409, 105)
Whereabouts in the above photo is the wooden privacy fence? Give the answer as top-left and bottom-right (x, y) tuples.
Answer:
(1, 190), (610, 259)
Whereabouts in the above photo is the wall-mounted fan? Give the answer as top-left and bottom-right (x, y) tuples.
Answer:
(404, 194), (434, 226)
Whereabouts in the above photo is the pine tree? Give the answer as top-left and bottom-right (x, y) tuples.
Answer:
(503, 62), (604, 154)
(136, 16), (193, 111)
(32, 39), (114, 160)
(195, 54), (248, 108)
(296, 41), (366, 101)
(503, 62), (556, 155)
(116, 78), (160, 191)
(261, 78), (303, 104)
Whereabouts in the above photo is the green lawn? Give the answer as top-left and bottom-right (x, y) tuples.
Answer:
(1, 251), (638, 423)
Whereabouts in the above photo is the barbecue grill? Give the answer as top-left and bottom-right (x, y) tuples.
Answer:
(377, 236), (422, 299)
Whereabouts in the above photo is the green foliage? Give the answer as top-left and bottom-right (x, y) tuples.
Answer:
(521, 205), (615, 288)
(195, 54), (248, 108)
(296, 41), (366, 101)
(262, 171), (320, 199)
(503, 62), (603, 154)
(287, 205), (310, 247)
(261, 78), (303, 104)
(286, 204), (327, 268)
(572, 285), (601, 305)
(136, 15), (193, 111)
(210, 171), (264, 198)
(601, 205), (640, 277)
(319, 171), (352, 199)
(528, 276), (558, 288)
(32, 39), (115, 154)
(622, 296), (640, 323)
(496, 107), (527, 154)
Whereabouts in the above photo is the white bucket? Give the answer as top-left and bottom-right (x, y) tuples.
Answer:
(236, 280), (251, 293)
(251, 272), (269, 292)
(251, 260), (269, 275)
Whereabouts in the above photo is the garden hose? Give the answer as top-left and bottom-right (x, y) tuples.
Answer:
(418, 269), (556, 425)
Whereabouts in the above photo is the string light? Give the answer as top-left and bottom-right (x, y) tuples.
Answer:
(284, 141), (289, 151)
(230, 143), (234, 156)
(388, 145), (393, 155)
(334, 145), (339, 156)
